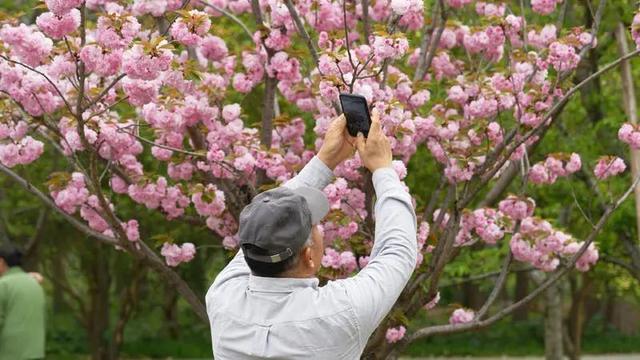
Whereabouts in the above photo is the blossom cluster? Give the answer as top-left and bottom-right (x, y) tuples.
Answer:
(456, 208), (506, 246)
(449, 308), (475, 324)
(529, 153), (582, 185)
(618, 123), (640, 149)
(321, 248), (358, 275)
(531, 0), (564, 15)
(498, 196), (536, 221)
(161, 242), (197, 267)
(510, 217), (598, 272)
(593, 156), (626, 180)
(50, 172), (90, 214)
(633, 10), (640, 50)
(0, 120), (44, 168)
(385, 325), (406, 344)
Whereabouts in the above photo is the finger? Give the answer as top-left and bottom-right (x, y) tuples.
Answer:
(330, 114), (346, 129)
(355, 132), (366, 154)
(369, 109), (382, 136)
(343, 126), (356, 142)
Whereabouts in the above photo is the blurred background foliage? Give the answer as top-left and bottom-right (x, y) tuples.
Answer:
(0, 0), (639, 359)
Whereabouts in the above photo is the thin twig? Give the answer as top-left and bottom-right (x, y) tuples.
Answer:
(199, 0), (253, 39)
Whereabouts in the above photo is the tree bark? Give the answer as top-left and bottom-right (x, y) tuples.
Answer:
(86, 244), (111, 360)
(567, 274), (594, 360)
(513, 271), (530, 321)
(164, 285), (180, 339)
(544, 282), (564, 360)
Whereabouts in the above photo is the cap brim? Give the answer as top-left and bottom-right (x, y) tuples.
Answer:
(291, 187), (329, 224)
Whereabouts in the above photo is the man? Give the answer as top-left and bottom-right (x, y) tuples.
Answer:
(206, 110), (417, 359)
(0, 244), (46, 360)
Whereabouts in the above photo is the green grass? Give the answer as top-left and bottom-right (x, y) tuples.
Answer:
(406, 316), (640, 357)
(45, 312), (640, 358)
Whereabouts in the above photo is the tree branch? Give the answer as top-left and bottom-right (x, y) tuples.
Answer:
(284, 0), (320, 67)
(408, 173), (640, 342)
(199, 0), (253, 39)
(0, 163), (118, 246)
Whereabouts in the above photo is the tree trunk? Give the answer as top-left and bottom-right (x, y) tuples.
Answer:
(164, 285), (180, 339)
(569, 274), (593, 360)
(51, 248), (66, 312)
(544, 282), (564, 360)
(462, 282), (483, 309)
(86, 245), (112, 360)
(513, 271), (529, 321)
(616, 22), (640, 243)
(110, 262), (146, 359)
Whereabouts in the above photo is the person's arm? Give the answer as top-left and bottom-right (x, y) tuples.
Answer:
(283, 156), (334, 191)
(338, 168), (417, 344)
(329, 109), (417, 345)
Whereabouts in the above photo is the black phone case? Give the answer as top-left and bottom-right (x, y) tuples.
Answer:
(339, 93), (371, 138)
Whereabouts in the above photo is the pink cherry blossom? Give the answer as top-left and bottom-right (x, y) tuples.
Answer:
(170, 10), (212, 46)
(96, 13), (140, 49)
(446, 0), (472, 8)
(123, 219), (140, 242)
(200, 35), (229, 61)
(358, 256), (370, 269)
(50, 172), (90, 214)
(79, 45), (123, 77)
(531, 0), (563, 15)
(131, 0), (182, 17)
(499, 195), (535, 220)
(424, 292), (440, 310)
(385, 326), (406, 344)
(161, 242), (197, 267)
(449, 308), (475, 324)
(0, 136), (45, 168)
(192, 184), (226, 217)
(45, 0), (84, 16)
(618, 123), (640, 149)
(0, 24), (53, 67)
(548, 42), (580, 72)
(594, 156), (626, 180)
(36, 10), (80, 39)
(632, 11), (640, 50)
(122, 43), (173, 80)
(222, 235), (239, 250)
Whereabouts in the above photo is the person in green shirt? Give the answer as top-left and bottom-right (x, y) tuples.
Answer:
(0, 244), (45, 360)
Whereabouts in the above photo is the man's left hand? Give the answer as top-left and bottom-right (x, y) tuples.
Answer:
(318, 115), (356, 170)
(29, 272), (44, 284)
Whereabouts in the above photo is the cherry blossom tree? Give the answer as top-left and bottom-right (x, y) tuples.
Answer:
(1, 0), (640, 358)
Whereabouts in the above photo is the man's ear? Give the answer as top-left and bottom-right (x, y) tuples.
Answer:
(301, 247), (314, 268)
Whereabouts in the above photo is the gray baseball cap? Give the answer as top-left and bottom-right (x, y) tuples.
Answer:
(238, 186), (329, 263)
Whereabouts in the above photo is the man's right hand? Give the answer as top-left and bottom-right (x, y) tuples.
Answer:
(355, 109), (392, 172)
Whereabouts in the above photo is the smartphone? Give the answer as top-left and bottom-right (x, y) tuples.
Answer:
(339, 93), (371, 138)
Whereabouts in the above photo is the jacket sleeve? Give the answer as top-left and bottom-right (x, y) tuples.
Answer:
(335, 167), (417, 346)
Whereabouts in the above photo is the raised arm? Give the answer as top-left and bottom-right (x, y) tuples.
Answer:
(333, 110), (418, 345)
(339, 167), (417, 344)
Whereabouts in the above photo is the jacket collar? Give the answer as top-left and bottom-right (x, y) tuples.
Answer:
(3, 266), (24, 276)
(248, 274), (319, 293)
